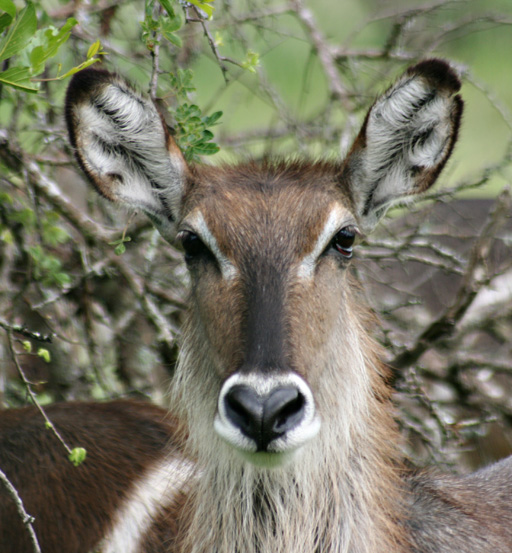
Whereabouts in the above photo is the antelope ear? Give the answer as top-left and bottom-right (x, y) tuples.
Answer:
(341, 59), (463, 234)
(65, 68), (188, 241)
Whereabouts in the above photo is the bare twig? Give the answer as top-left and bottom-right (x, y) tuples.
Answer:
(149, 37), (162, 99)
(391, 188), (512, 371)
(289, 0), (352, 110)
(190, 6), (245, 80)
(5, 329), (73, 458)
(0, 468), (41, 553)
(26, 160), (118, 244)
(0, 320), (53, 343)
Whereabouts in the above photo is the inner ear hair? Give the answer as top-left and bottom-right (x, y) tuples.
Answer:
(342, 58), (463, 234)
(65, 68), (188, 240)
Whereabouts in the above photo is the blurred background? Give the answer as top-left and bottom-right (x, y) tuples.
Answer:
(0, 0), (511, 471)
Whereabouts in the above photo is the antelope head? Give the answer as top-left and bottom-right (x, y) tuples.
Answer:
(65, 60), (463, 469)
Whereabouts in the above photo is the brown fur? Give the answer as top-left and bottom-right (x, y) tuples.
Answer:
(168, 161), (410, 552)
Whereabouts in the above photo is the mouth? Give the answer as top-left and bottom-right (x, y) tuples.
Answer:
(236, 449), (297, 469)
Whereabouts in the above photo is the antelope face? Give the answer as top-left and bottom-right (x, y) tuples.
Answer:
(178, 164), (357, 464)
(66, 59), (463, 468)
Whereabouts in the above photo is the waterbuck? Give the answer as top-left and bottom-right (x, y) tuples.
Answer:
(2, 59), (512, 553)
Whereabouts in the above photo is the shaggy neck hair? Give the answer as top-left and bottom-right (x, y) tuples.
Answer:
(169, 302), (408, 553)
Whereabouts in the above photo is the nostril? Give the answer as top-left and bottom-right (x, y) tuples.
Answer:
(224, 385), (263, 437)
(274, 397), (305, 433)
(265, 387), (305, 436)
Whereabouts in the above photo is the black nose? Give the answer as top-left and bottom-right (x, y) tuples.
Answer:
(224, 385), (306, 451)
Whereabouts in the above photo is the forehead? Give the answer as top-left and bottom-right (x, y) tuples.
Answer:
(183, 160), (353, 257)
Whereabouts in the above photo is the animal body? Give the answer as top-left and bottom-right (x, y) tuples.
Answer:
(1, 59), (512, 553)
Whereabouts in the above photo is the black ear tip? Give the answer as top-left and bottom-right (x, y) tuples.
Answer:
(66, 67), (114, 101)
(64, 67), (119, 148)
(450, 93), (465, 140)
(407, 58), (462, 94)
(453, 94), (464, 119)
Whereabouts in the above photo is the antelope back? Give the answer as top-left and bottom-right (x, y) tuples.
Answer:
(0, 401), (181, 553)
(65, 59), (462, 469)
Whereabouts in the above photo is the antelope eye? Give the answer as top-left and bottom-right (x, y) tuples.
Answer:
(178, 231), (209, 262)
(332, 226), (356, 258)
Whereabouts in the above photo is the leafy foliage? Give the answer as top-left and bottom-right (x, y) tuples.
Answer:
(174, 102), (222, 160)
(0, 2), (103, 92)
(166, 67), (223, 160)
(143, 0), (185, 49)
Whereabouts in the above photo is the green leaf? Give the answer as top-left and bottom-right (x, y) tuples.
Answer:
(159, 3), (184, 48)
(69, 447), (87, 467)
(188, 0), (215, 18)
(0, 2), (37, 63)
(37, 348), (51, 363)
(241, 50), (260, 73)
(53, 272), (71, 286)
(0, 66), (39, 92)
(28, 44), (44, 69)
(160, 27), (182, 48)
(214, 31), (223, 47)
(184, 116), (202, 128)
(203, 110), (223, 126)
(167, 71), (222, 161)
(87, 39), (101, 59)
(0, 227), (13, 244)
(114, 243), (126, 255)
(158, 0), (177, 18)
(169, 68), (195, 98)
(8, 206), (36, 226)
(27, 244), (44, 263)
(192, 142), (220, 155)
(57, 58), (99, 80)
(0, 13), (12, 35)
(27, 18), (78, 76)
(0, 191), (14, 205)
(28, 245), (71, 287)
(0, 0), (16, 19)
(188, 104), (202, 117)
(161, 8), (184, 32)
(22, 340), (32, 353)
(43, 224), (70, 246)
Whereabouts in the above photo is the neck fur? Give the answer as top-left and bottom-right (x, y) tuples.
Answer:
(170, 314), (407, 553)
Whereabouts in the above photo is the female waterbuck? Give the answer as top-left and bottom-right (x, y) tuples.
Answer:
(2, 59), (512, 553)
